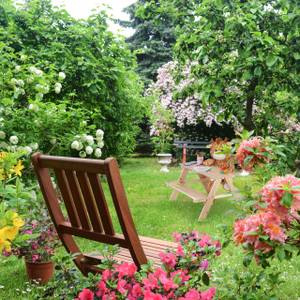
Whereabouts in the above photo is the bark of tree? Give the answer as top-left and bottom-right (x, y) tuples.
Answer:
(243, 79), (258, 130)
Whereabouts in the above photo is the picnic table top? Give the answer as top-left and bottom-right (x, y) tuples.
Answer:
(184, 164), (233, 180)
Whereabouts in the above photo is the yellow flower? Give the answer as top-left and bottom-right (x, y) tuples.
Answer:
(12, 213), (24, 228)
(0, 169), (5, 181)
(13, 160), (24, 176)
(0, 226), (18, 241)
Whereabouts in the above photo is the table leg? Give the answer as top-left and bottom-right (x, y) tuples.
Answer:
(198, 174), (213, 193)
(198, 179), (222, 221)
(169, 167), (188, 201)
(224, 175), (235, 192)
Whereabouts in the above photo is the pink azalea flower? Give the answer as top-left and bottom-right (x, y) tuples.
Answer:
(261, 175), (300, 219)
(159, 252), (177, 269)
(176, 245), (184, 256)
(117, 262), (137, 278)
(200, 259), (209, 270)
(95, 280), (107, 297)
(200, 287), (216, 300)
(179, 289), (201, 300)
(31, 254), (40, 262)
(199, 235), (211, 247)
(102, 269), (112, 281)
(78, 288), (94, 300)
(117, 279), (127, 295)
(234, 211), (286, 251)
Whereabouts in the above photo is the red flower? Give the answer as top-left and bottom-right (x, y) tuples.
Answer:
(116, 262), (137, 278)
(78, 288), (94, 300)
(159, 252), (177, 269)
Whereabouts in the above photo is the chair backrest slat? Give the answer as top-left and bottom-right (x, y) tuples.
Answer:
(76, 171), (103, 233)
(54, 169), (81, 228)
(87, 173), (114, 235)
(64, 170), (91, 230)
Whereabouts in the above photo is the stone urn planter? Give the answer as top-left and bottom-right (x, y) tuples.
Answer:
(25, 260), (54, 284)
(212, 153), (226, 161)
(157, 153), (172, 172)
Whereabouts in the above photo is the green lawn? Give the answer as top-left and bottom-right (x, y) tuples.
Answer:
(1, 157), (300, 299)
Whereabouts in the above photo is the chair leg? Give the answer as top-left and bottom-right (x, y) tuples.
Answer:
(59, 233), (91, 276)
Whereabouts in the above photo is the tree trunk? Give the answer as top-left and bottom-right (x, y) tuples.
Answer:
(243, 79), (257, 131)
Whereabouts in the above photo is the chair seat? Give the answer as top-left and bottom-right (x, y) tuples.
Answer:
(83, 235), (177, 268)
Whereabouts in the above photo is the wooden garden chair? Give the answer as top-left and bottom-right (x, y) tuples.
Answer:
(32, 153), (176, 275)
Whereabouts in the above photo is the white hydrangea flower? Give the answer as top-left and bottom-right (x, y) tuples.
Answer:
(30, 143), (39, 150)
(50, 138), (57, 145)
(71, 140), (80, 150)
(15, 65), (21, 72)
(34, 69), (43, 76)
(96, 129), (104, 138)
(77, 142), (83, 150)
(94, 148), (102, 158)
(0, 131), (5, 139)
(58, 72), (66, 80)
(79, 151), (86, 158)
(9, 135), (19, 145)
(85, 135), (94, 145)
(29, 66), (36, 73)
(24, 146), (32, 154)
(17, 79), (24, 87)
(97, 140), (104, 148)
(11, 78), (18, 85)
(36, 93), (44, 100)
(85, 146), (93, 155)
(54, 82), (62, 94)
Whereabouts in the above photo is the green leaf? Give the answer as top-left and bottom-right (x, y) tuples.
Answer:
(243, 252), (254, 267)
(202, 272), (210, 286)
(266, 55), (278, 67)
(293, 53), (300, 60)
(280, 192), (293, 208)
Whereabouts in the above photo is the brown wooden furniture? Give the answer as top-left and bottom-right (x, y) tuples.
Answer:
(167, 164), (238, 221)
(32, 153), (176, 275)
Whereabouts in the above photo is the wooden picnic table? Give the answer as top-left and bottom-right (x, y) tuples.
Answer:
(167, 164), (238, 221)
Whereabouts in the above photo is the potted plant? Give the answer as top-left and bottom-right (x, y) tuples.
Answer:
(150, 100), (174, 172)
(8, 219), (59, 284)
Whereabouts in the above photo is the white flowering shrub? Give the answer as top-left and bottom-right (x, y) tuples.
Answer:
(0, 132), (39, 157)
(70, 129), (104, 158)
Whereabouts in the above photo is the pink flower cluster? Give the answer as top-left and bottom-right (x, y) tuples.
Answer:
(261, 175), (300, 219)
(147, 61), (222, 128)
(236, 137), (270, 171)
(234, 175), (300, 262)
(234, 211), (286, 253)
(76, 231), (220, 300)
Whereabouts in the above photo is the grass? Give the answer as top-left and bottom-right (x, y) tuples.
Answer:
(1, 157), (300, 299)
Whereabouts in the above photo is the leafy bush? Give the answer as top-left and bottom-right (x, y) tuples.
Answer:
(0, 0), (145, 158)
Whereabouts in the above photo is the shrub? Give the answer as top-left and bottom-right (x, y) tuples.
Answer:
(0, 0), (145, 158)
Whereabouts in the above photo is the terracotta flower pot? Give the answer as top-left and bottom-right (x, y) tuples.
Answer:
(25, 260), (54, 284)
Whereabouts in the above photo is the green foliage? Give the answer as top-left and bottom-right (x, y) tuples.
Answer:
(171, 0), (300, 129)
(124, 0), (176, 84)
(0, 0), (145, 159)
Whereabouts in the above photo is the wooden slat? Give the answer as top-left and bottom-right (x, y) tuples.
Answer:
(76, 172), (103, 232)
(65, 170), (91, 230)
(54, 169), (80, 227)
(167, 181), (206, 203)
(58, 223), (128, 248)
(87, 173), (114, 235)
(39, 155), (108, 174)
